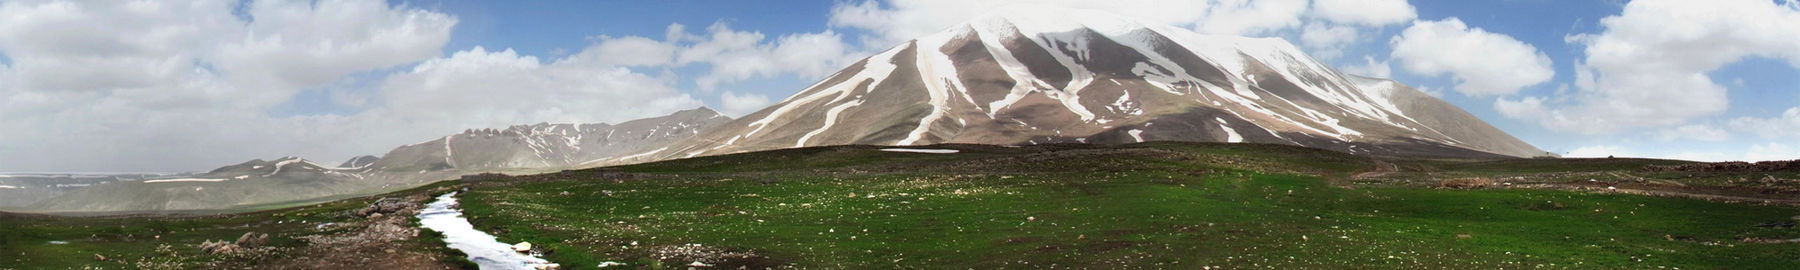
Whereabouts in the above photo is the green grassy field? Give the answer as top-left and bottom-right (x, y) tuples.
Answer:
(454, 143), (1800, 269)
(4, 142), (1796, 269)
(0, 182), (467, 270)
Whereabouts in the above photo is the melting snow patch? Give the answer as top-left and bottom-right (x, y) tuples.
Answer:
(1128, 129), (1146, 142)
(0, 185), (21, 189)
(143, 178), (227, 183)
(1216, 118), (1244, 143)
(417, 192), (553, 270)
(880, 148), (960, 154)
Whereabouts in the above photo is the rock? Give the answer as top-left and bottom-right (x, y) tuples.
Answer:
(235, 232), (270, 248)
(199, 240), (241, 254)
(355, 197), (412, 217)
(512, 242), (533, 253)
(93, 254), (106, 261)
(369, 213), (385, 219)
(597, 261), (628, 268)
(688, 261), (713, 267)
(533, 263), (561, 270)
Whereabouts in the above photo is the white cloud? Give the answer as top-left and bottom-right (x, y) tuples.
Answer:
(1729, 106), (1800, 138)
(1391, 18), (1554, 97)
(720, 91), (773, 117)
(675, 23), (859, 91)
(564, 35), (678, 67)
(214, 0), (457, 90)
(1299, 22), (1358, 59)
(374, 47), (702, 130)
(829, 0), (1219, 47)
(1508, 0), (1800, 134)
(1195, 0), (1311, 35)
(1310, 0), (1417, 26)
(1340, 55), (1391, 78)
(1656, 124), (1730, 142)
(0, 0), (239, 91)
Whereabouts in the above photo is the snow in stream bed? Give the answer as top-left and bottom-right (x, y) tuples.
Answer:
(417, 192), (553, 270)
(880, 148), (960, 154)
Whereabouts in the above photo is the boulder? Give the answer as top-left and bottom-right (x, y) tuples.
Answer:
(512, 242), (533, 253)
(355, 197), (412, 217)
(199, 240), (241, 254)
(235, 232), (270, 248)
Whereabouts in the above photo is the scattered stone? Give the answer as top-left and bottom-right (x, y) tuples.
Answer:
(93, 254), (106, 261)
(688, 261), (714, 267)
(199, 240), (242, 254)
(235, 232), (270, 248)
(513, 242), (533, 253)
(534, 263), (561, 270)
(355, 197), (411, 217)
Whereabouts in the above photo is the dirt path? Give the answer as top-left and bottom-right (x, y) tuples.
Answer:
(250, 195), (460, 270)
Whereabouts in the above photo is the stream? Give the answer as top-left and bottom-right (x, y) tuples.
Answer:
(417, 192), (554, 270)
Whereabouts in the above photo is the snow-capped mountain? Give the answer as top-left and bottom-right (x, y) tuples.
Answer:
(362, 107), (730, 173)
(20, 108), (732, 212)
(636, 7), (1543, 161)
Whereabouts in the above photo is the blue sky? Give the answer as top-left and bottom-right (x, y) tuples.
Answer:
(1, 0), (1797, 172)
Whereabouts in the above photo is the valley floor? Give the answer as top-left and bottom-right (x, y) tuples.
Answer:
(4, 142), (1798, 269)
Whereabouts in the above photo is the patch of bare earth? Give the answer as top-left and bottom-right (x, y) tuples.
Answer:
(248, 195), (460, 270)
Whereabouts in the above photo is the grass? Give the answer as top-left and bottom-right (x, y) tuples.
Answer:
(0, 181), (462, 269)
(4, 142), (1795, 269)
(454, 143), (1800, 269)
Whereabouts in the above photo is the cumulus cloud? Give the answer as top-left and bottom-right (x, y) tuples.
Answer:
(0, 0), (714, 172)
(372, 47), (703, 132)
(828, 0), (1408, 50)
(0, 0), (239, 91)
(1656, 124), (1730, 142)
(1390, 18), (1554, 97)
(675, 23), (859, 91)
(1729, 106), (1800, 139)
(0, 0), (874, 171)
(1340, 55), (1391, 78)
(1299, 22), (1358, 58)
(1310, 0), (1417, 26)
(720, 91), (773, 117)
(215, 0), (456, 90)
(1505, 0), (1800, 134)
(829, 0), (1218, 47)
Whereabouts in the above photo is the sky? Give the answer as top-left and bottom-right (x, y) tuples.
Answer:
(1, 0), (1797, 172)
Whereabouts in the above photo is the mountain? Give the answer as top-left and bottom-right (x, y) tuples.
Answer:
(361, 107), (730, 173)
(338, 155), (380, 169)
(625, 7), (1542, 163)
(20, 108), (732, 212)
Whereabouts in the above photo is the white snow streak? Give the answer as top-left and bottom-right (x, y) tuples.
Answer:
(747, 45), (906, 139)
(796, 99), (863, 147)
(417, 192), (553, 270)
(901, 29), (973, 145)
(1216, 118), (1244, 143)
(1127, 129), (1146, 142)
